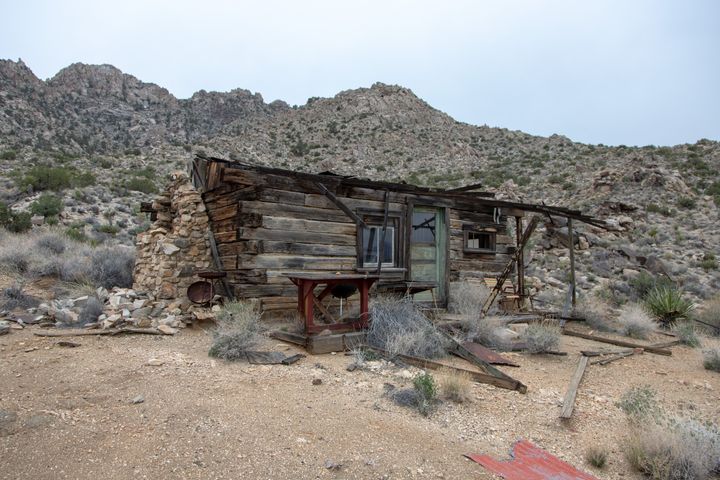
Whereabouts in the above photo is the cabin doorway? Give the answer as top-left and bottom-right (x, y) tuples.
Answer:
(408, 206), (447, 304)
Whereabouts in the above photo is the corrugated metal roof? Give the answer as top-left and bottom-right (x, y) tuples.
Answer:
(466, 439), (599, 480)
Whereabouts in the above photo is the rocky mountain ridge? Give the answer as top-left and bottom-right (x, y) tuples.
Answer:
(1, 59), (719, 303)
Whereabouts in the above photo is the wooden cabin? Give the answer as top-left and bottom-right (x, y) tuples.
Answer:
(191, 156), (602, 317)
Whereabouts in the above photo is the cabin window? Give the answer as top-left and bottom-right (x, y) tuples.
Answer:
(464, 230), (496, 253)
(358, 214), (402, 269)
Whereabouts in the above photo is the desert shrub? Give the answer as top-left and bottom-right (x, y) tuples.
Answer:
(703, 348), (720, 372)
(30, 194), (63, 218)
(367, 296), (449, 359)
(78, 297), (104, 325)
(696, 296), (720, 336)
(585, 446), (608, 469)
(96, 224), (120, 235)
(521, 321), (560, 353)
(438, 368), (472, 403)
(413, 372), (438, 416)
(36, 231), (67, 254)
(87, 247), (134, 288)
(617, 385), (658, 419)
(208, 301), (262, 360)
(618, 303), (656, 339)
(645, 286), (694, 327)
(676, 196), (696, 209)
(126, 177), (158, 194)
(0, 284), (39, 311)
(0, 202), (32, 233)
(629, 271), (672, 300)
(626, 417), (720, 480)
(448, 280), (489, 318)
(573, 295), (614, 331)
(19, 165), (73, 191)
(0, 149), (17, 160)
(674, 321), (700, 348)
(699, 252), (718, 271)
(0, 236), (31, 273)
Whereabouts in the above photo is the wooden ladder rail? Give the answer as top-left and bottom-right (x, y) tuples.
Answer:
(480, 216), (539, 317)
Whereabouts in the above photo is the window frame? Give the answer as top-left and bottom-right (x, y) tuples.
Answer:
(463, 229), (497, 254)
(356, 209), (405, 271)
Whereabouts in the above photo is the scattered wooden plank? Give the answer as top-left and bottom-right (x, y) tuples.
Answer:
(366, 346), (526, 393)
(561, 329), (672, 356)
(591, 349), (643, 365)
(34, 328), (162, 337)
(560, 355), (589, 419)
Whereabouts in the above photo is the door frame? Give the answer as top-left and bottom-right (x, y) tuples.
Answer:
(405, 201), (450, 306)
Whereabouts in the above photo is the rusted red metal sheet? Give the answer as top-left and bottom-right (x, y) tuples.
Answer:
(466, 439), (599, 480)
(462, 341), (520, 367)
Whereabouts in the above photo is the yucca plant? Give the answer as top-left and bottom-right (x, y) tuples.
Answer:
(644, 286), (693, 327)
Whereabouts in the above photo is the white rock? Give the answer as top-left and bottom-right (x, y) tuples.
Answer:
(157, 325), (178, 335)
(162, 243), (180, 255)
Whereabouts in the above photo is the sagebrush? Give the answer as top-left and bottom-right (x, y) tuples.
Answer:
(696, 295), (720, 336)
(438, 368), (472, 403)
(208, 301), (262, 360)
(521, 322), (560, 353)
(618, 303), (655, 339)
(703, 347), (720, 372)
(367, 296), (448, 359)
(573, 295), (614, 331)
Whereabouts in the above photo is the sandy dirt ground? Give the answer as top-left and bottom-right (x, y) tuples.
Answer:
(1, 322), (718, 480)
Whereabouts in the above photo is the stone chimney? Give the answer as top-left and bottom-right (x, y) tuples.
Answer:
(133, 171), (213, 299)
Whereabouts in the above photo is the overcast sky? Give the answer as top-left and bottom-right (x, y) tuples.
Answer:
(1, 0), (718, 146)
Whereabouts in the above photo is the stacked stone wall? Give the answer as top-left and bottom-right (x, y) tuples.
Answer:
(133, 171), (213, 299)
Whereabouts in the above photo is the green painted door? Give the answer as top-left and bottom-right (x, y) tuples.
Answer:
(409, 207), (446, 303)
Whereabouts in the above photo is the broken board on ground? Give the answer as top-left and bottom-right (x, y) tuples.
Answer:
(270, 330), (366, 354)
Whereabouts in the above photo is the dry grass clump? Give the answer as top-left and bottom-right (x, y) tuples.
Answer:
(674, 321), (700, 348)
(619, 385), (720, 480)
(0, 283), (40, 311)
(703, 347), (720, 372)
(585, 446), (608, 469)
(0, 228), (135, 289)
(618, 303), (656, 339)
(208, 301), (262, 360)
(521, 321), (560, 353)
(448, 280), (489, 318)
(696, 295), (720, 336)
(438, 368), (472, 404)
(573, 295), (614, 331)
(367, 296), (448, 359)
(626, 418), (720, 480)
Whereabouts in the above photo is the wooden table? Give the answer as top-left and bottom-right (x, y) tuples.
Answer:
(285, 274), (380, 334)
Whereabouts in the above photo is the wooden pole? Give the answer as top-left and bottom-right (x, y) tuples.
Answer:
(567, 217), (576, 307)
(515, 216), (525, 306)
(560, 355), (588, 419)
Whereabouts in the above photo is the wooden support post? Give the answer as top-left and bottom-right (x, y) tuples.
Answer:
(560, 355), (588, 419)
(515, 216), (525, 306)
(568, 217), (576, 307)
(314, 182), (367, 229)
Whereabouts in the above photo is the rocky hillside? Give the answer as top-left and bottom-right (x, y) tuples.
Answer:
(1, 59), (719, 303)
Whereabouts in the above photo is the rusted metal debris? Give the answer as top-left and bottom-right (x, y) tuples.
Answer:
(461, 341), (519, 367)
(466, 439), (600, 480)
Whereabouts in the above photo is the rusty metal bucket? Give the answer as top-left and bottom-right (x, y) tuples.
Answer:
(187, 281), (214, 304)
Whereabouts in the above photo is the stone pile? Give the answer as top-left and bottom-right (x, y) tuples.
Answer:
(6, 286), (217, 335)
(133, 171), (214, 300)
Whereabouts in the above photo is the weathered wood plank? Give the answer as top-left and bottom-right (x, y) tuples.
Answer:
(561, 329), (672, 356)
(238, 227), (356, 245)
(218, 241), (261, 256)
(239, 254), (357, 270)
(262, 216), (356, 235)
(560, 355), (588, 419)
(213, 230), (238, 243)
(260, 241), (356, 257)
(207, 203), (238, 222)
(240, 201), (351, 223)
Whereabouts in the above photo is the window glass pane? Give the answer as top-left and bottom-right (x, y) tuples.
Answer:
(381, 227), (394, 264)
(467, 231), (492, 250)
(362, 227), (378, 264)
(411, 212), (436, 243)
